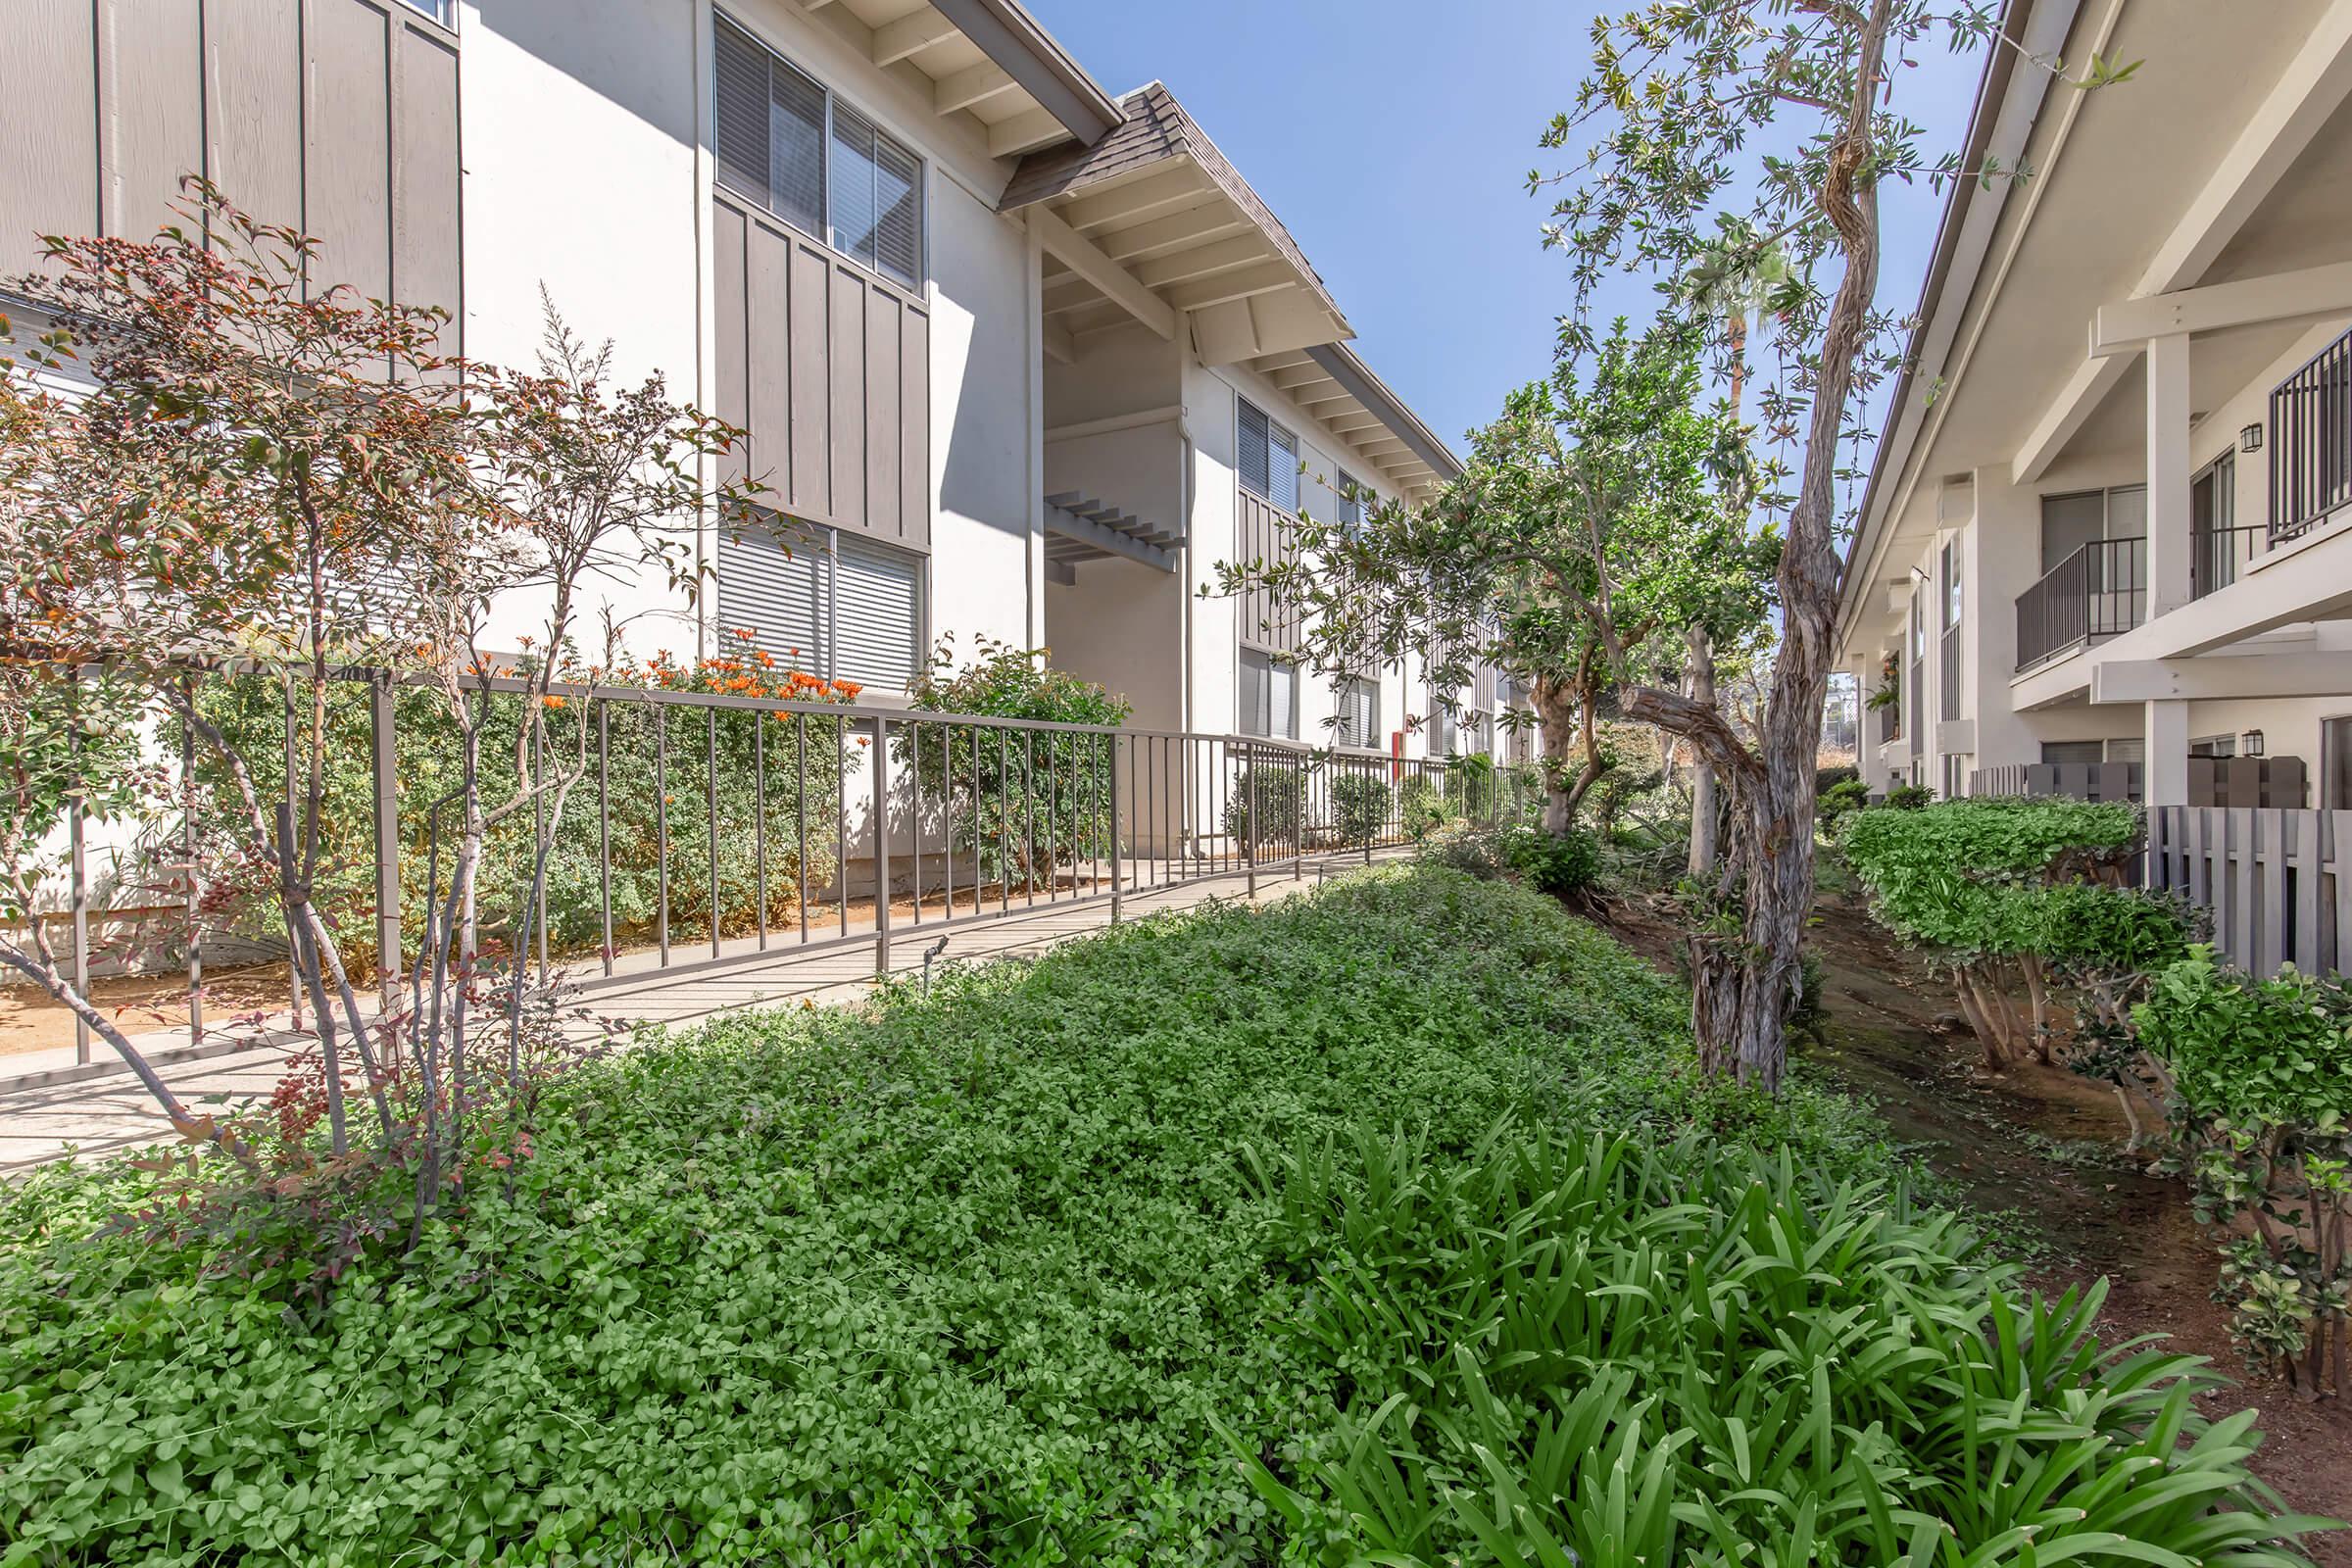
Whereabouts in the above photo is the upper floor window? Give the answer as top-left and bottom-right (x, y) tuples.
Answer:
(392, 0), (453, 24)
(1238, 398), (1298, 513)
(715, 16), (925, 291)
(1338, 470), (1365, 534)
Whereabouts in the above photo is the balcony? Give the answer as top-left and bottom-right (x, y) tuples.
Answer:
(2269, 324), (2352, 544)
(2013, 537), (2145, 670)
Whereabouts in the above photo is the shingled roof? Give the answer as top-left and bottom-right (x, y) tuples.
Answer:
(999, 82), (1344, 325)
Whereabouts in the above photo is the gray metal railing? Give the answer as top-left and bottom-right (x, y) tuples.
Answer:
(2269, 325), (2352, 545)
(15, 665), (1540, 1084)
(2014, 536), (2144, 670)
(2191, 523), (2265, 600)
(1970, 761), (2141, 803)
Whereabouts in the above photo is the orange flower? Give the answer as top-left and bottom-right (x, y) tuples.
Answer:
(541, 695), (566, 710)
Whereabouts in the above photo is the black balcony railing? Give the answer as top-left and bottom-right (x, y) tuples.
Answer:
(2270, 325), (2352, 544)
(2014, 536), (2144, 670)
(2191, 523), (2265, 599)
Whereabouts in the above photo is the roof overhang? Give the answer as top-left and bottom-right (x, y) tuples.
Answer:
(1836, 0), (2074, 644)
(790, 0), (1120, 161)
(1002, 82), (1460, 499)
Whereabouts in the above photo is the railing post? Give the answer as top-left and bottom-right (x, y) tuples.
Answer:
(68, 675), (90, 1063)
(1107, 732), (1124, 923)
(369, 672), (402, 1012)
(872, 715), (893, 977)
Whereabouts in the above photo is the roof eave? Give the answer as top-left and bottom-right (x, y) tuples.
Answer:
(930, 0), (1124, 148)
(1304, 341), (1463, 482)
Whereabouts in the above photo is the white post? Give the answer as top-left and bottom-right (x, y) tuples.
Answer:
(2145, 332), (2193, 620)
(2144, 698), (2189, 808)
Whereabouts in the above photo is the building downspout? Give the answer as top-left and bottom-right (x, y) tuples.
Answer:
(1177, 417), (1197, 736)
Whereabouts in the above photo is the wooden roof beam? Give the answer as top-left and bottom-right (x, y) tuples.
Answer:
(1028, 206), (1176, 338)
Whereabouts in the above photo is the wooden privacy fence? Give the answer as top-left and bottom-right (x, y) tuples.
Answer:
(1971, 761), (2142, 803)
(2147, 806), (2352, 977)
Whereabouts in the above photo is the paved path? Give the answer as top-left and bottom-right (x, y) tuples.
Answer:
(1, 854), (1390, 1170)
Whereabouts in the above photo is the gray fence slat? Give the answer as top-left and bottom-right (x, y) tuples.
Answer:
(2230, 808), (2257, 969)
(2187, 808), (2208, 909)
(2332, 811), (2352, 977)
(2293, 808), (2322, 973)
(2254, 809), (2283, 976)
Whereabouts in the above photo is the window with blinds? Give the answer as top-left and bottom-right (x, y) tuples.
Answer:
(1338, 470), (1365, 535)
(1239, 649), (1298, 739)
(717, 513), (925, 694)
(1335, 676), (1379, 749)
(715, 14), (924, 290)
(1237, 398), (1299, 513)
(1427, 693), (1456, 757)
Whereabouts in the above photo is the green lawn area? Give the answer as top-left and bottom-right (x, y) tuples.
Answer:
(0, 867), (2323, 1565)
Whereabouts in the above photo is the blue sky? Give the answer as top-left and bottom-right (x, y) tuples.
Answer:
(1023, 0), (1990, 459)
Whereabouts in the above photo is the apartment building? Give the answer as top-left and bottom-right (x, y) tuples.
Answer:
(1839, 0), (2352, 825)
(2, 0), (1514, 764)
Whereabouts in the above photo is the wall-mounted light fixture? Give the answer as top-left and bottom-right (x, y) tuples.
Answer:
(2240, 728), (2266, 758)
(2239, 422), (2265, 454)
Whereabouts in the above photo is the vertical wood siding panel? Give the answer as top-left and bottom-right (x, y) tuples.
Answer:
(391, 19), (460, 344)
(304, 0), (391, 304)
(104, 0), (205, 244)
(205, 0), (303, 239)
(2, 0), (99, 268)
(711, 201), (748, 492)
(787, 238), (830, 522)
(863, 286), (900, 540)
(828, 263), (865, 530)
(747, 219), (794, 504)
(900, 305), (928, 548)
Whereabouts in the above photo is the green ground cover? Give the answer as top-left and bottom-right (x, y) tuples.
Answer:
(0, 868), (2324, 1565)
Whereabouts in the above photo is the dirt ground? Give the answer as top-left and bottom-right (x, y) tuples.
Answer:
(1600, 883), (2352, 1559)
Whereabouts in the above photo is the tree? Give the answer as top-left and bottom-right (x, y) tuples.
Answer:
(1, 181), (746, 1230)
(1527, 0), (2061, 1087)
(1215, 319), (1767, 837)
(2, 182), (484, 1163)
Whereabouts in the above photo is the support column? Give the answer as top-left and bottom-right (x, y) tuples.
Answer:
(2145, 332), (2193, 619)
(2144, 698), (2189, 808)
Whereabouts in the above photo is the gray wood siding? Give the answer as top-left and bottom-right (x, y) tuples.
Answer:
(1235, 489), (1300, 654)
(712, 191), (931, 551)
(2, 0), (459, 350)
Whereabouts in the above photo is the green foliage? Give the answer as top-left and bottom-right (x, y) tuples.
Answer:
(2134, 951), (2352, 1393)
(1817, 775), (1869, 831)
(1815, 763), (1860, 795)
(1, 868), (1943, 1566)
(1232, 1131), (2322, 1567)
(188, 656), (853, 964)
(1397, 773), (1447, 839)
(1840, 798), (2183, 969)
(1880, 782), (1935, 810)
(1501, 824), (1600, 897)
(1327, 772), (1393, 845)
(1223, 759), (1306, 849)
(904, 637), (1130, 886)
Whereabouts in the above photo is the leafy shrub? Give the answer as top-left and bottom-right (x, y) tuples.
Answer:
(1817, 775), (1869, 831)
(1327, 770), (1393, 845)
(1816, 762), (1860, 796)
(1841, 798), (2189, 1070)
(1223, 758), (1306, 849)
(2134, 950), (2352, 1395)
(1501, 823), (1600, 897)
(1881, 781), (1934, 809)
(1414, 824), (1508, 879)
(0, 868), (2318, 1564)
(1397, 773), (1447, 839)
(903, 636), (1129, 886)
(187, 650), (857, 965)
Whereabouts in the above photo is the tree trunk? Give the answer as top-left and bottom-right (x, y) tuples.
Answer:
(1687, 624), (1717, 876)
(1623, 0), (1891, 1092)
(1532, 674), (1581, 834)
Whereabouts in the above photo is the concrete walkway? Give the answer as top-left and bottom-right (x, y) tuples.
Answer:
(1, 854), (1389, 1170)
